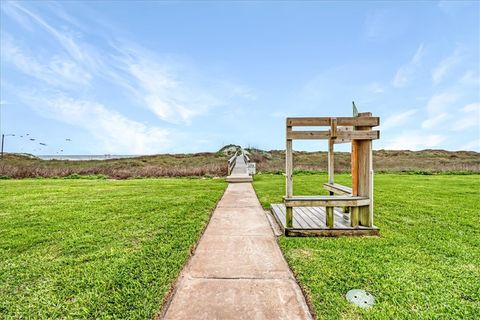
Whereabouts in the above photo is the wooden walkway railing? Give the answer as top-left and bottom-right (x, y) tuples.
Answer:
(226, 149), (253, 183)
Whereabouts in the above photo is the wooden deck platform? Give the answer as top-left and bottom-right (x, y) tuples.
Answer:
(271, 204), (379, 237)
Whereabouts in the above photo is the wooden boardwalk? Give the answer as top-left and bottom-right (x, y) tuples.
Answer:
(226, 154), (252, 183)
(271, 204), (379, 237)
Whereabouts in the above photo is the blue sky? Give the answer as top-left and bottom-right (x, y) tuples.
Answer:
(1, 1), (479, 155)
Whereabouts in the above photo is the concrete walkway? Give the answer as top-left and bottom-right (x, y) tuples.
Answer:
(162, 183), (312, 320)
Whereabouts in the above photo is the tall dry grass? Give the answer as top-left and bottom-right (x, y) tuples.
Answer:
(0, 163), (227, 179)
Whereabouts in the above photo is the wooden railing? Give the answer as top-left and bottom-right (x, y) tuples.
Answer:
(242, 151), (250, 164)
(227, 151), (239, 176)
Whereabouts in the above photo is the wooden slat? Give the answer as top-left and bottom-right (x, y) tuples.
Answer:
(284, 196), (370, 207)
(296, 208), (315, 228)
(286, 117), (330, 126)
(352, 139), (359, 196)
(287, 130), (379, 140)
(287, 130), (330, 140)
(333, 138), (351, 144)
(323, 183), (352, 195)
(271, 204), (286, 232)
(286, 228), (379, 237)
(309, 207), (325, 223)
(338, 126), (353, 132)
(337, 130), (379, 140)
(286, 124), (293, 197)
(311, 206), (348, 229)
(287, 117), (379, 127)
(328, 139), (334, 184)
(298, 207), (322, 228)
(284, 195), (367, 201)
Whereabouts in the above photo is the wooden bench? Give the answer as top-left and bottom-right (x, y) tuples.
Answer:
(323, 183), (352, 195)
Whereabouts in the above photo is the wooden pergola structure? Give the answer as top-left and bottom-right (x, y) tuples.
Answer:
(271, 104), (381, 236)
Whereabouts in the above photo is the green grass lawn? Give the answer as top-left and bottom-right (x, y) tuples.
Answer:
(0, 178), (226, 319)
(253, 173), (480, 319)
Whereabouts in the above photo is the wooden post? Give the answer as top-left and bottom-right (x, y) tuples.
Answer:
(355, 112), (373, 227)
(326, 207), (334, 228)
(328, 139), (334, 195)
(351, 140), (359, 196)
(369, 167), (374, 226)
(286, 120), (293, 228)
(328, 118), (337, 195)
(351, 207), (359, 227)
(351, 101), (359, 197)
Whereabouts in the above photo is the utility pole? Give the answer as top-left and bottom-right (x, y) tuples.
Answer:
(1, 134), (4, 158)
(1, 134), (15, 158)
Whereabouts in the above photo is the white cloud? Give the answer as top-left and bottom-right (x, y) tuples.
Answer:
(392, 44), (425, 88)
(385, 131), (446, 150)
(1, 35), (91, 87)
(451, 103), (480, 131)
(24, 94), (170, 154)
(460, 70), (480, 86)
(432, 49), (461, 85)
(422, 112), (450, 129)
(462, 102), (480, 113)
(381, 109), (417, 130)
(8, 2), (97, 68)
(420, 92), (457, 129)
(426, 92), (457, 114)
(120, 56), (221, 124)
(0, 1), (35, 31)
(2, 2), (254, 127)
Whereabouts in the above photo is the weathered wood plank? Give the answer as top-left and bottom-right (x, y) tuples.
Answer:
(323, 183), (352, 195)
(287, 130), (379, 140)
(283, 196), (370, 207)
(328, 139), (334, 185)
(287, 130), (330, 140)
(286, 228), (379, 237)
(352, 139), (359, 196)
(296, 208), (316, 228)
(298, 207), (322, 228)
(286, 117), (379, 127)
